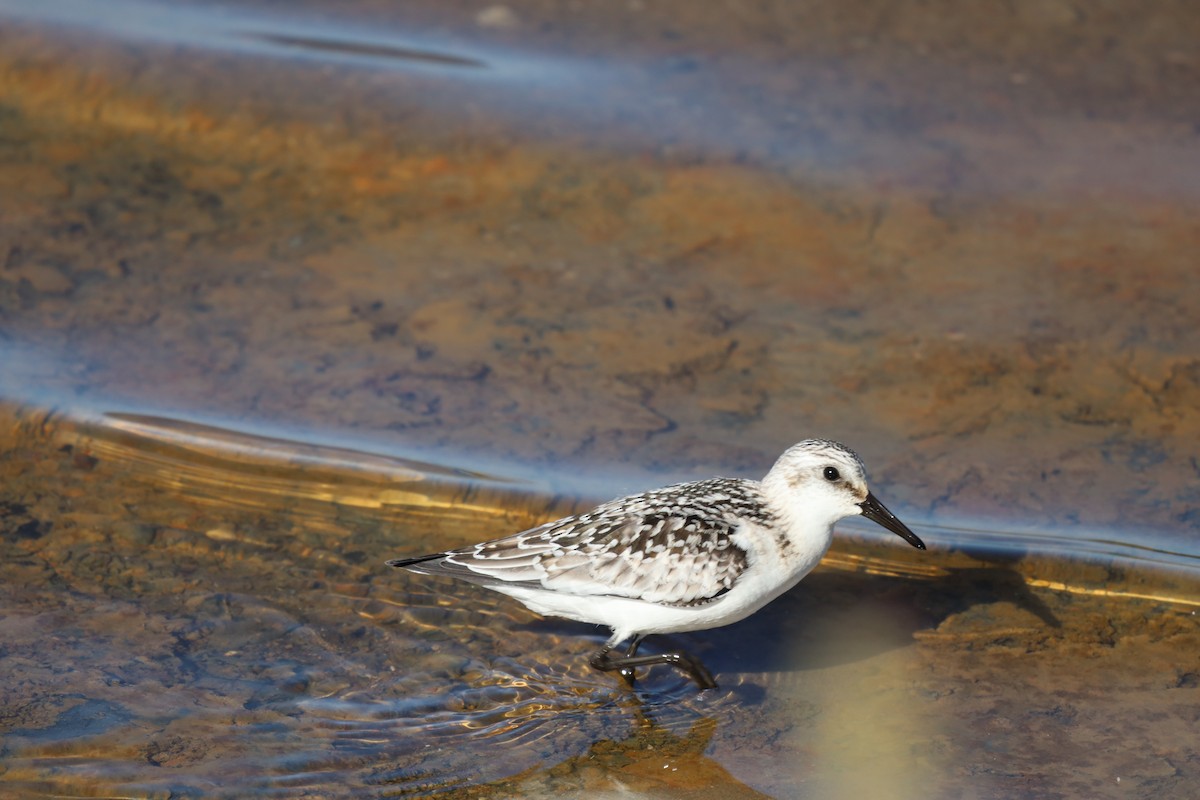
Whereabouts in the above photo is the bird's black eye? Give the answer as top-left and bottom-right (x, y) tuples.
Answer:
(823, 466), (840, 481)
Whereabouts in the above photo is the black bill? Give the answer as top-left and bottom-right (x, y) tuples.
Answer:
(859, 492), (926, 550)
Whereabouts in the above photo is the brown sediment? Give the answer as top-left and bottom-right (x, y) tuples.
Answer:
(1, 400), (1199, 797)
(1, 0), (1199, 796)
(0, 5), (1197, 542)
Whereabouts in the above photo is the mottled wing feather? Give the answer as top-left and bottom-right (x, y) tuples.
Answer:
(423, 479), (760, 606)
(544, 512), (746, 605)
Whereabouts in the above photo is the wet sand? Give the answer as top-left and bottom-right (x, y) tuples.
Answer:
(1, 0), (1199, 796)
(1, 406), (1199, 797)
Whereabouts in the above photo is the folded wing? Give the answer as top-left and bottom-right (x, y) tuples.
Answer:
(402, 510), (749, 607)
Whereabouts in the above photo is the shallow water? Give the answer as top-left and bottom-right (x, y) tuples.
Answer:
(2, 404), (1200, 798)
(2, 0), (1200, 797)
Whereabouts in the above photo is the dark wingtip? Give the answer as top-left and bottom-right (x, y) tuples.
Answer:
(385, 553), (446, 568)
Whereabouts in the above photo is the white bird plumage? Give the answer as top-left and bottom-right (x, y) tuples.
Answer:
(388, 439), (925, 689)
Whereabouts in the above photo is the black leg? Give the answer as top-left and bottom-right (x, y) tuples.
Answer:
(590, 638), (718, 690)
(619, 634), (645, 685)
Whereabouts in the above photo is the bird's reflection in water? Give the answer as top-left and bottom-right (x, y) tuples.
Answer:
(469, 697), (772, 800)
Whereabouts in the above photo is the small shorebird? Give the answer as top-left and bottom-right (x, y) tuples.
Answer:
(387, 439), (925, 689)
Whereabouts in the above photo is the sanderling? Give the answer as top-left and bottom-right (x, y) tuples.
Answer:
(387, 439), (925, 689)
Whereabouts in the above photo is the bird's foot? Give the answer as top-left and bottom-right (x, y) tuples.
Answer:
(590, 642), (717, 690)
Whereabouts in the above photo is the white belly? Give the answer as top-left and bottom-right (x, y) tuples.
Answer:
(492, 523), (831, 644)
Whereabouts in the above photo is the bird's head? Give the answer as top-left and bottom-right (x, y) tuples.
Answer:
(764, 439), (925, 550)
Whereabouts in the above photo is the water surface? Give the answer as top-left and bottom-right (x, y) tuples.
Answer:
(1, 0), (1199, 797)
(2, 404), (1199, 798)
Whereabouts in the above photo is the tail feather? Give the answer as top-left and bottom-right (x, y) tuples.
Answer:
(386, 552), (448, 568)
